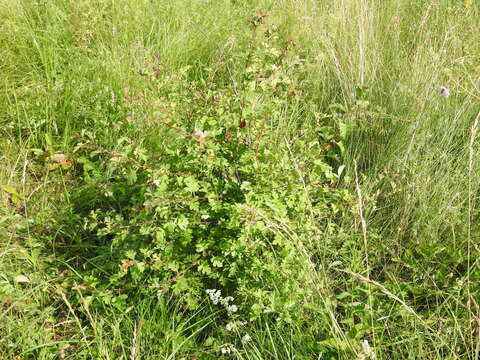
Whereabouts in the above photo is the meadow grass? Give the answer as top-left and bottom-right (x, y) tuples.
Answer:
(1, 0), (479, 359)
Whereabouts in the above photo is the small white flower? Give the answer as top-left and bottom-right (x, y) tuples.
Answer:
(194, 129), (211, 141)
(439, 86), (450, 98)
(50, 153), (67, 163)
(220, 343), (236, 355)
(226, 320), (246, 331)
(360, 339), (375, 359)
(227, 305), (238, 314)
(220, 296), (234, 306)
(206, 290), (240, 314)
(242, 334), (251, 343)
(206, 289), (222, 305)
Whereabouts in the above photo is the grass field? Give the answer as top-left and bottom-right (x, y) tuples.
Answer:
(1, 0), (479, 359)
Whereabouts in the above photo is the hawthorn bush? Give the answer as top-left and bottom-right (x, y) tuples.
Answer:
(65, 20), (352, 322)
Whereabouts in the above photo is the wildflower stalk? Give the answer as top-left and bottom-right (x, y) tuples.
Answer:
(354, 160), (376, 351)
(468, 111), (479, 357)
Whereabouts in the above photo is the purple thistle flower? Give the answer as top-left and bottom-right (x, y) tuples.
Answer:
(439, 86), (450, 98)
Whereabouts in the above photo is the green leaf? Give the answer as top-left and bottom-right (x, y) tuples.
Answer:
(126, 168), (137, 184)
(1, 185), (18, 195)
(125, 250), (136, 260)
(204, 337), (215, 347)
(339, 122), (349, 139)
(198, 262), (212, 275)
(336, 292), (351, 300)
(184, 176), (200, 192)
(329, 103), (347, 113)
(356, 100), (370, 108)
(211, 257), (223, 268)
(317, 337), (351, 352)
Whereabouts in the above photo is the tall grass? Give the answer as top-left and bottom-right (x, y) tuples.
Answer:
(1, 0), (479, 359)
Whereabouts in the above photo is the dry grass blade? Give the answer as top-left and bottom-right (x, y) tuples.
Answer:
(333, 267), (425, 324)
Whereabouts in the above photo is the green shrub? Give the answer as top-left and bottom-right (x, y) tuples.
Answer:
(65, 20), (350, 322)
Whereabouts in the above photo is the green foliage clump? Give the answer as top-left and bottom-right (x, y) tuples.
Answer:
(68, 23), (350, 321)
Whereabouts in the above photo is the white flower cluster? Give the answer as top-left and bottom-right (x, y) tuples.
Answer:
(221, 296), (234, 307)
(227, 304), (238, 314)
(206, 289), (222, 305)
(206, 289), (238, 314)
(220, 343), (236, 355)
(225, 320), (246, 332)
(241, 334), (251, 343)
(359, 340), (375, 360)
(207, 289), (251, 354)
(218, 336), (251, 356)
